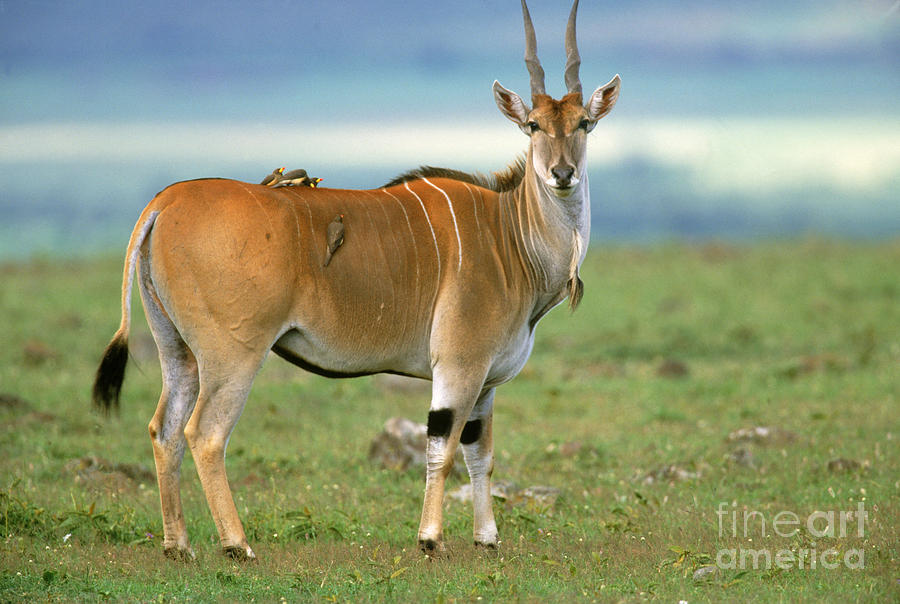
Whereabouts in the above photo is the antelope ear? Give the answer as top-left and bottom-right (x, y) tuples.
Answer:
(585, 74), (620, 122)
(493, 80), (530, 127)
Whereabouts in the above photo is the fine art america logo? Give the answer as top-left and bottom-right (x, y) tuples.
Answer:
(715, 502), (868, 570)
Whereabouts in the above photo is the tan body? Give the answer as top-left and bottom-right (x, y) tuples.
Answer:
(144, 177), (545, 385)
(92, 0), (619, 561)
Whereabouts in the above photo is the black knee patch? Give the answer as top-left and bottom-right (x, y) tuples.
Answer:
(460, 419), (482, 445)
(427, 409), (454, 438)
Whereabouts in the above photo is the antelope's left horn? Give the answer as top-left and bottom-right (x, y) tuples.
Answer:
(564, 0), (582, 97)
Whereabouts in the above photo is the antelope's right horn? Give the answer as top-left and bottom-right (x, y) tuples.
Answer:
(520, 0), (546, 99)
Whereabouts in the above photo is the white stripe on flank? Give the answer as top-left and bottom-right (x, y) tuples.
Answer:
(462, 183), (482, 237)
(422, 178), (462, 272)
(404, 182), (441, 276)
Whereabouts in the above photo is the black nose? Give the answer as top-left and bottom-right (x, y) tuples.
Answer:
(551, 166), (575, 187)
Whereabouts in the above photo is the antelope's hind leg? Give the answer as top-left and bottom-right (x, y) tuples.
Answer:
(140, 271), (199, 561)
(183, 348), (269, 562)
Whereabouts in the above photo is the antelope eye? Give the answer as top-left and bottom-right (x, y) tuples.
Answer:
(526, 121), (540, 133)
(578, 118), (590, 131)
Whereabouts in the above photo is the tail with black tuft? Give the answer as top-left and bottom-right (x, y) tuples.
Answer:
(90, 208), (160, 416)
(92, 333), (129, 414)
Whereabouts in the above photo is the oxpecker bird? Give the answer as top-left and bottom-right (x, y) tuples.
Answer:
(274, 169), (309, 187)
(323, 214), (344, 267)
(260, 167), (285, 186)
(307, 177), (323, 188)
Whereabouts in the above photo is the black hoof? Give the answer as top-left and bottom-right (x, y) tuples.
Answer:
(418, 539), (443, 555)
(163, 547), (195, 562)
(223, 545), (257, 562)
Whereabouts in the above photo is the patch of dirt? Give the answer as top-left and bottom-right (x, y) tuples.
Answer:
(64, 456), (155, 492)
(585, 361), (625, 378)
(656, 358), (689, 378)
(558, 441), (583, 457)
(826, 458), (866, 473)
(23, 340), (58, 366)
(0, 392), (31, 410)
(698, 241), (741, 263)
(780, 354), (850, 379)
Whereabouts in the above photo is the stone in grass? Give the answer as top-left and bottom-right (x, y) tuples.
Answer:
(369, 417), (427, 470)
(727, 447), (757, 469)
(693, 565), (718, 581)
(368, 417), (463, 472)
(510, 486), (561, 510)
(727, 426), (797, 446)
(642, 464), (700, 485)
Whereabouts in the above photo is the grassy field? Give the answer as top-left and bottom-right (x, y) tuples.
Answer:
(1, 240), (898, 602)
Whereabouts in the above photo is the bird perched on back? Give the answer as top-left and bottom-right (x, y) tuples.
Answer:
(323, 214), (344, 267)
(273, 169), (308, 187)
(260, 167), (285, 186)
(306, 177), (323, 188)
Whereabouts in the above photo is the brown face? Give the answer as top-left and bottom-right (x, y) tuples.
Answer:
(493, 75), (620, 198)
(525, 93), (593, 193)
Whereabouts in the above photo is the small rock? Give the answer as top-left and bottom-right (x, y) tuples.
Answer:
(368, 417), (462, 472)
(656, 358), (689, 378)
(727, 447), (757, 469)
(511, 486), (560, 510)
(643, 464), (700, 485)
(693, 565), (718, 581)
(727, 426), (797, 446)
(369, 417), (427, 470)
(826, 458), (862, 473)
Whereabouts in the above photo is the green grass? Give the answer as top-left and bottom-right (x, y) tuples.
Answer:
(1, 239), (898, 602)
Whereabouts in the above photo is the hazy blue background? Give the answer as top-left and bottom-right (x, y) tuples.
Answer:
(1, 0), (898, 258)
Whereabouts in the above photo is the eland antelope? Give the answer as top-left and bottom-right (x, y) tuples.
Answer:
(92, 0), (619, 561)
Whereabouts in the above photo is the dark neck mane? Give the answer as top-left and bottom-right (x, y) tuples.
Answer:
(382, 156), (526, 193)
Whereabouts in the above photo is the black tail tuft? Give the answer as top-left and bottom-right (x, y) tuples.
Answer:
(92, 334), (129, 415)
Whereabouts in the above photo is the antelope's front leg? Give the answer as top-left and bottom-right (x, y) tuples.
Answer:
(461, 388), (498, 548)
(417, 367), (486, 553)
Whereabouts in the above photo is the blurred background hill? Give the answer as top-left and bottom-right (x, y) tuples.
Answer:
(1, 0), (898, 258)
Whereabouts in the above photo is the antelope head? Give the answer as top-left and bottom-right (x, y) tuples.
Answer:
(493, 0), (620, 198)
